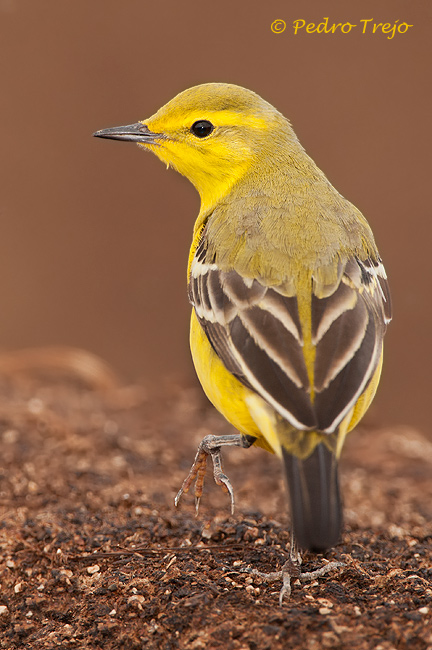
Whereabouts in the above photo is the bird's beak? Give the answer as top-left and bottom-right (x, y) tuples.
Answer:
(93, 122), (162, 144)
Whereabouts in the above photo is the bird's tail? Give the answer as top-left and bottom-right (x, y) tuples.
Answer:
(282, 442), (342, 551)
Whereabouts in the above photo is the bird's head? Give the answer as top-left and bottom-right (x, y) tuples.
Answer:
(94, 83), (296, 212)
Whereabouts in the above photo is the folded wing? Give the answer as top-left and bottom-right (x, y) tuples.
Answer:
(189, 238), (391, 434)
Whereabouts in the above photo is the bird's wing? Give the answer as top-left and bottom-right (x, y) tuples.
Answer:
(189, 237), (391, 433)
(311, 256), (391, 431)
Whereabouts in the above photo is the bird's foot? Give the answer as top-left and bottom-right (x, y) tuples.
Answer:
(175, 434), (253, 515)
(243, 554), (345, 605)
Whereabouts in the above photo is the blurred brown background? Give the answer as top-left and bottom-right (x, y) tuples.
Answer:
(0, 0), (430, 433)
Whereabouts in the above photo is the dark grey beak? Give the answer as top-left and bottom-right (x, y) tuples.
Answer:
(93, 122), (161, 144)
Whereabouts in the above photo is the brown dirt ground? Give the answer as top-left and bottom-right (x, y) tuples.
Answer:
(0, 349), (431, 650)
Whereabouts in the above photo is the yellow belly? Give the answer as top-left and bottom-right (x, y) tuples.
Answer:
(189, 310), (275, 449)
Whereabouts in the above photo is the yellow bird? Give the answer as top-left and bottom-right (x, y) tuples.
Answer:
(94, 83), (391, 590)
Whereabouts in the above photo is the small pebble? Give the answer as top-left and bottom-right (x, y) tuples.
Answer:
(0, 606), (9, 616)
(318, 598), (334, 608)
(128, 594), (145, 605)
(87, 564), (100, 575)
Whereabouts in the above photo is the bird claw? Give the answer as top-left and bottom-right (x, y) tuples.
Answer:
(174, 446), (208, 510)
(298, 561), (345, 583)
(242, 557), (345, 605)
(175, 434), (246, 515)
(214, 471), (235, 515)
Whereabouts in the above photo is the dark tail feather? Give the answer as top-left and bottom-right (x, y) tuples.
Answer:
(282, 443), (342, 551)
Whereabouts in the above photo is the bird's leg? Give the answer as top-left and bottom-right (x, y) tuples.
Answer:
(243, 531), (345, 605)
(175, 433), (255, 515)
(277, 533), (302, 603)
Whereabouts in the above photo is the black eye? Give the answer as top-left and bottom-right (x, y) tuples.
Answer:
(190, 120), (214, 138)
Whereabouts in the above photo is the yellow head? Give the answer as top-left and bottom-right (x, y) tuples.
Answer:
(94, 83), (299, 212)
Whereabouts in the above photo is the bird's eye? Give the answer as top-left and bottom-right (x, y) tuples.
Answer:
(190, 120), (214, 138)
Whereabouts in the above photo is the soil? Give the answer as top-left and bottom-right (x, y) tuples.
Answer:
(0, 348), (431, 650)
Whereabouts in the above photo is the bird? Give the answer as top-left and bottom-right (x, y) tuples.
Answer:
(94, 83), (391, 600)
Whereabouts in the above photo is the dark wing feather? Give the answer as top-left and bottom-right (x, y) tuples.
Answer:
(311, 256), (391, 432)
(190, 259), (315, 429)
(189, 241), (391, 434)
